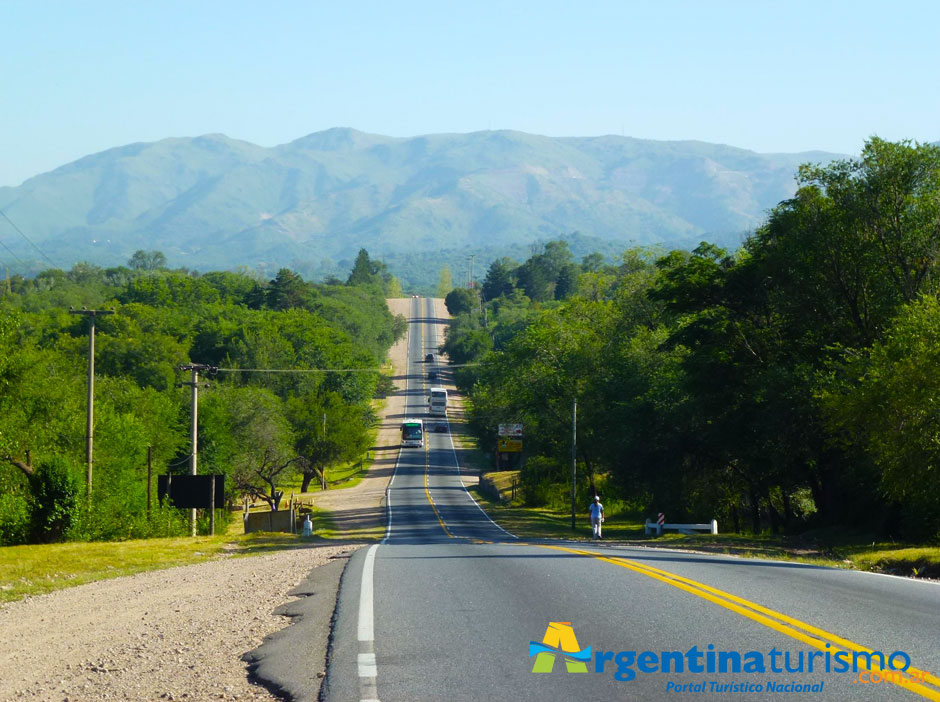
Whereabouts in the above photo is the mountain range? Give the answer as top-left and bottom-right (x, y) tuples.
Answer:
(0, 128), (844, 287)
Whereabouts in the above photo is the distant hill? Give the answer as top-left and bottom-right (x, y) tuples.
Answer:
(0, 128), (845, 287)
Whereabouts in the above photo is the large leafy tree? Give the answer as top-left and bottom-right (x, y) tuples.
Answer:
(453, 140), (940, 537)
(514, 255), (555, 302)
(444, 288), (476, 316)
(347, 249), (388, 287)
(127, 250), (167, 271)
(221, 385), (298, 511)
(820, 296), (940, 538)
(267, 268), (310, 310)
(1, 257), (402, 543)
(482, 258), (517, 300)
(751, 138), (940, 349)
(288, 393), (373, 492)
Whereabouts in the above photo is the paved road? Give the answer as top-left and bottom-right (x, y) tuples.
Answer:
(321, 297), (940, 702)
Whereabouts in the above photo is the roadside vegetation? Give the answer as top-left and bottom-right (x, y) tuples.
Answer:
(0, 531), (329, 604)
(442, 138), (940, 575)
(472, 469), (940, 578)
(0, 248), (405, 546)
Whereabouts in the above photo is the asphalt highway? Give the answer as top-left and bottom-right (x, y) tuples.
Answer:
(320, 297), (940, 702)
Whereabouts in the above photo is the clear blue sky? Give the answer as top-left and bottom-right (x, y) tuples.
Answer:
(2, 0), (938, 186)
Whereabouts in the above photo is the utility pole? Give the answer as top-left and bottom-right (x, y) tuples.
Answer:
(69, 308), (115, 500)
(147, 445), (153, 515)
(571, 398), (577, 531)
(178, 364), (215, 536)
(321, 413), (327, 490)
(467, 254), (475, 288)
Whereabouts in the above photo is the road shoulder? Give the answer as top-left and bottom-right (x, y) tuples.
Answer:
(244, 554), (351, 702)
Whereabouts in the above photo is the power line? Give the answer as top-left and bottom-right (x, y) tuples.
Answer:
(0, 208), (58, 269)
(215, 362), (480, 374)
(217, 367), (382, 374)
(0, 236), (25, 265)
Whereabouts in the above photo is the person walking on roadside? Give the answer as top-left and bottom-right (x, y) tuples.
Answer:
(589, 495), (605, 540)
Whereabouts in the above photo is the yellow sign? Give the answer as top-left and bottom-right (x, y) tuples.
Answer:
(498, 438), (523, 453)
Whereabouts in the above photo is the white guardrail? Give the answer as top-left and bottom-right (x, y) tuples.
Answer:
(644, 519), (718, 536)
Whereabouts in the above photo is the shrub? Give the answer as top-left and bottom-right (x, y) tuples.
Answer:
(29, 457), (81, 543)
(0, 492), (30, 545)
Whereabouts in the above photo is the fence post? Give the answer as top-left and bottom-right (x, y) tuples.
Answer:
(209, 474), (216, 536)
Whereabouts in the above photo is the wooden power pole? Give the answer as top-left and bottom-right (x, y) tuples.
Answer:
(69, 308), (115, 500)
(178, 364), (215, 535)
(571, 398), (577, 531)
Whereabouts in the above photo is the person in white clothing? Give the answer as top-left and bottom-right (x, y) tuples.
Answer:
(589, 496), (605, 539)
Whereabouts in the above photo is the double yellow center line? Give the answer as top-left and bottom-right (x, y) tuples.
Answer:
(537, 543), (940, 700)
(424, 437), (453, 538)
(413, 303), (937, 699)
(419, 314), (454, 538)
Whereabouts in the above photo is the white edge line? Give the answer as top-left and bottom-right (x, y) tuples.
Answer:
(426, 296), (517, 541)
(383, 449), (401, 544)
(358, 546), (380, 702)
(357, 652), (377, 677)
(849, 568), (940, 587)
(445, 419), (518, 539)
(357, 544), (378, 642)
(382, 302), (415, 545)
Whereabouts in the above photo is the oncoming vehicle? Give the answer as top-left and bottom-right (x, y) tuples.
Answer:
(428, 387), (448, 416)
(400, 418), (424, 448)
(425, 353), (434, 363)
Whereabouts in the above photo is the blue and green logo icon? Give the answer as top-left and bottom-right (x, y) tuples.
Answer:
(529, 622), (592, 673)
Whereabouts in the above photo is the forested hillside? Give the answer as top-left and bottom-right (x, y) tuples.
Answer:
(446, 138), (940, 541)
(0, 250), (405, 545)
(0, 128), (843, 288)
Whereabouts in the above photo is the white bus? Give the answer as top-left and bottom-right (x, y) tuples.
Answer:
(400, 418), (424, 448)
(428, 387), (448, 416)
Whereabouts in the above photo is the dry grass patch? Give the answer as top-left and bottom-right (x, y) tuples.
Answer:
(0, 531), (338, 604)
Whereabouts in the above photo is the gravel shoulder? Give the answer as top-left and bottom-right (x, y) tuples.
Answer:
(310, 298), (413, 539)
(0, 544), (354, 702)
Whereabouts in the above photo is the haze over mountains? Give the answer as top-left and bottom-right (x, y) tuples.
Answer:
(0, 128), (843, 286)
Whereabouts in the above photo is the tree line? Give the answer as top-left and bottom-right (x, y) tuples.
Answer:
(0, 249), (405, 544)
(446, 138), (940, 541)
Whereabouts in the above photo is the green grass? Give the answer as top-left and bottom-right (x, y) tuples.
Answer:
(469, 488), (940, 578)
(324, 460), (370, 488)
(0, 536), (227, 603)
(848, 547), (940, 578)
(471, 465), (940, 579)
(629, 533), (940, 577)
(279, 456), (372, 494)
(630, 532), (846, 566)
(483, 470), (520, 498)
(469, 486), (644, 541)
(280, 399), (387, 495)
(0, 530), (339, 604)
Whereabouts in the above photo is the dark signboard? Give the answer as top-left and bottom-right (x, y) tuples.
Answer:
(158, 474), (225, 509)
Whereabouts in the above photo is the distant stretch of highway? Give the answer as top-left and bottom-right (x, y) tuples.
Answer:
(321, 297), (940, 702)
